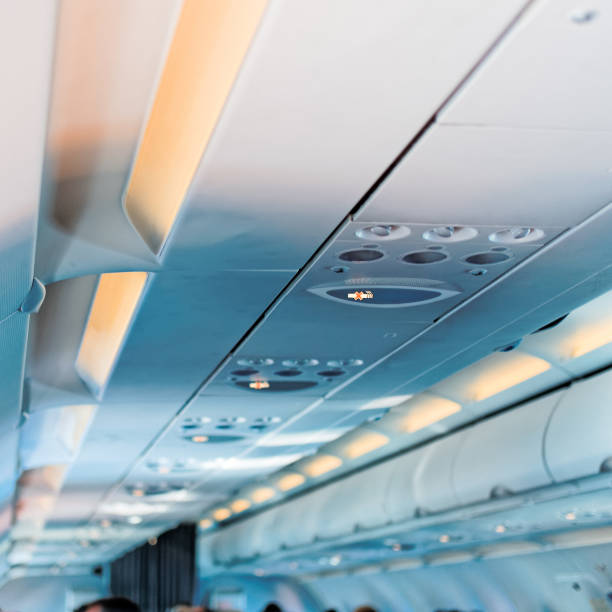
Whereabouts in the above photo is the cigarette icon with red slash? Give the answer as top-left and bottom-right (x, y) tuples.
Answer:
(347, 290), (374, 301)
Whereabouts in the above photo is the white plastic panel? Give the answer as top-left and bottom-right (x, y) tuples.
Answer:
(37, 0), (181, 283)
(453, 392), (562, 506)
(247, 506), (281, 557)
(441, 0), (612, 130)
(384, 452), (423, 523)
(350, 461), (395, 530)
(0, 3), (55, 318)
(545, 370), (612, 482)
(316, 478), (356, 540)
(413, 433), (466, 514)
(357, 124), (612, 227)
(291, 486), (335, 547)
(181, 0), (528, 270)
(274, 501), (300, 551)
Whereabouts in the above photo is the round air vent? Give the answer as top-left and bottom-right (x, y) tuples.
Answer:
(355, 224), (410, 241)
(423, 226), (478, 242)
(327, 358), (363, 367)
(181, 417), (211, 430)
(231, 368), (259, 377)
(281, 358), (319, 367)
(236, 357), (274, 367)
(126, 483), (185, 497)
(489, 227), (544, 243)
(308, 278), (461, 308)
(402, 250), (448, 264)
(465, 251), (511, 265)
(338, 249), (384, 263)
(235, 380), (318, 392)
(275, 369), (302, 377)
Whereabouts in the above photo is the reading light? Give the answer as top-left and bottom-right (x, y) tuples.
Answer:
(276, 473), (305, 492)
(342, 431), (389, 459)
(124, 0), (268, 254)
(439, 534), (450, 543)
(128, 516), (143, 525)
(199, 518), (213, 530)
(230, 499), (251, 514)
(565, 512), (577, 521)
(76, 272), (148, 396)
(397, 394), (461, 433)
(251, 487), (276, 504)
(495, 525), (506, 534)
(303, 454), (343, 478)
(131, 488), (144, 498)
(249, 381), (270, 390)
(190, 435), (209, 444)
(213, 507), (231, 521)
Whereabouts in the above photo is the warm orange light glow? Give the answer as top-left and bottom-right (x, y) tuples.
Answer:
(303, 454), (342, 478)
(231, 498), (251, 513)
(343, 431), (389, 459)
(212, 507), (231, 521)
(76, 272), (148, 396)
(276, 473), (305, 492)
(199, 518), (213, 530)
(472, 353), (550, 400)
(566, 322), (612, 358)
(131, 489), (144, 498)
(399, 395), (461, 433)
(249, 381), (270, 390)
(124, 0), (268, 254)
(250, 487), (276, 504)
(190, 435), (208, 443)
(436, 352), (551, 402)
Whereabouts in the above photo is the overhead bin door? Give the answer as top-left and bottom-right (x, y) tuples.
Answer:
(453, 392), (561, 505)
(545, 370), (612, 482)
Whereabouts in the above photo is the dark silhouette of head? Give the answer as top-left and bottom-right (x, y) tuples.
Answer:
(262, 604), (282, 612)
(354, 607), (378, 612)
(75, 597), (141, 612)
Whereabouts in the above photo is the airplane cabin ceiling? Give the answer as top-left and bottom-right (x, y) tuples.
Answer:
(0, 0), (611, 576)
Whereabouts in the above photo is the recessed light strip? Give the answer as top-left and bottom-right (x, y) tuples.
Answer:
(124, 0), (268, 254)
(75, 272), (148, 397)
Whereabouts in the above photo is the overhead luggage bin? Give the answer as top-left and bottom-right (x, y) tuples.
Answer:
(413, 433), (466, 514)
(384, 452), (423, 523)
(453, 392), (562, 506)
(316, 477), (357, 540)
(290, 487), (334, 548)
(351, 460), (396, 531)
(545, 370), (612, 482)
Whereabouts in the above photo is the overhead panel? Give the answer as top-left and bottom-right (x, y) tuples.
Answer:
(356, 126), (612, 227)
(49, 0), (586, 560)
(337, 205), (612, 405)
(101, 0), (530, 534)
(124, 0), (269, 255)
(174, 0), (530, 270)
(36, 0), (182, 283)
(439, 0), (612, 130)
(0, 3), (55, 318)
